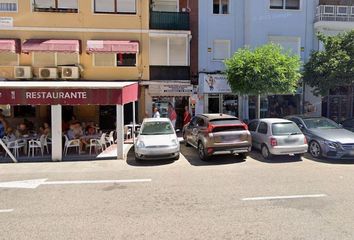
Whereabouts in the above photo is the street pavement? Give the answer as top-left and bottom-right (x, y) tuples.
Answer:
(1, 145), (354, 240)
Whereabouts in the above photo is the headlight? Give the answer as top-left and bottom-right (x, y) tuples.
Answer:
(136, 140), (145, 148)
(170, 139), (178, 146)
(324, 141), (341, 149)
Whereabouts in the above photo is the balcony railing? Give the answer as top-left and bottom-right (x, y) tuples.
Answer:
(150, 11), (190, 30)
(315, 5), (354, 22)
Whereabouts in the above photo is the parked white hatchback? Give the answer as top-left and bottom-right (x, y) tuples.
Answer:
(134, 118), (180, 161)
(248, 118), (308, 159)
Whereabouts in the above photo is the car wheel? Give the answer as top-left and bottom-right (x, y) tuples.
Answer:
(261, 145), (272, 160)
(309, 141), (322, 158)
(198, 142), (209, 161)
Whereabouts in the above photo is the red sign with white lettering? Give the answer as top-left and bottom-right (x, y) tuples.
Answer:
(0, 89), (123, 105)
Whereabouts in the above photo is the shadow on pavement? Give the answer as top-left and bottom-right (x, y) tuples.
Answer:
(126, 147), (176, 167)
(304, 153), (354, 165)
(249, 150), (303, 164)
(181, 145), (246, 166)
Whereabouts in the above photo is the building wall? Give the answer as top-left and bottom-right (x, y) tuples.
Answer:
(0, 0), (150, 81)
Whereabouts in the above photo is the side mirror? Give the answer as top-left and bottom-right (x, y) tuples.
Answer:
(175, 129), (180, 133)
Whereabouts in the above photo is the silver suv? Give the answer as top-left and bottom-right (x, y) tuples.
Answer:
(183, 114), (251, 161)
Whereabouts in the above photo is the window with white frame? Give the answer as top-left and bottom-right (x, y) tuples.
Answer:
(268, 36), (301, 56)
(94, 0), (136, 14)
(0, 52), (18, 66)
(270, 0), (300, 10)
(93, 53), (137, 67)
(150, 37), (188, 66)
(33, 52), (79, 67)
(213, 0), (229, 14)
(0, 0), (17, 12)
(33, 0), (78, 12)
(213, 40), (230, 60)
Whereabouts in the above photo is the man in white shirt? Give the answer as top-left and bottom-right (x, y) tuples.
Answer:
(153, 107), (160, 118)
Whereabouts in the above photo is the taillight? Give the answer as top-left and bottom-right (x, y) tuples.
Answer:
(304, 137), (308, 144)
(270, 138), (277, 147)
(242, 123), (248, 130)
(207, 123), (214, 133)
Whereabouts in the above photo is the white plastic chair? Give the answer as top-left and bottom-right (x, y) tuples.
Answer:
(88, 133), (107, 155)
(5, 139), (26, 158)
(63, 135), (81, 156)
(124, 126), (132, 140)
(28, 138), (44, 157)
(106, 131), (115, 146)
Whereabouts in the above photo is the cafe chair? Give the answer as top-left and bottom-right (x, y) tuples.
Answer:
(5, 139), (26, 158)
(124, 126), (132, 140)
(28, 138), (44, 157)
(106, 131), (115, 146)
(63, 135), (81, 156)
(88, 133), (107, 155)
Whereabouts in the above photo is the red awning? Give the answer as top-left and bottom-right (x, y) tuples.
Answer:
(22, 39), (81, 53)
(0, 39), (20, 53)
(86, 40), (139, 54)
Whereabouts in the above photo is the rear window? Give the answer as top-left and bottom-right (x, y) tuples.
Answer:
(212, 126), (246, 133)
(209, 118), (241, 125)
(272, 122), (302, 136)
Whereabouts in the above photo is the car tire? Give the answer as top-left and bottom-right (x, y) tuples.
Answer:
(261, 145), (272, 160)
(309, 141), (322, 158)
(198, 141), (209, 161)
(238, 152), (248, 160)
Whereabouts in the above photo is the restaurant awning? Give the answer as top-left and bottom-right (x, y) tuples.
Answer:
(86, 40), (139, 54)
(0, 81), (138, 105)
(22, 39), (81, 53)
(0, 39), (21, 53)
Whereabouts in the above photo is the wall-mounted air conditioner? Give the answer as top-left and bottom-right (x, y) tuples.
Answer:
(60, 66), (79, 79)
(14, 66), (32, 79)
(39, 68), (58, 79)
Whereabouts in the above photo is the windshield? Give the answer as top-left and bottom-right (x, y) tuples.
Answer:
(272, 122), (302, 136)
(303, 118), (340, 129)
(140, 121), (174, 135)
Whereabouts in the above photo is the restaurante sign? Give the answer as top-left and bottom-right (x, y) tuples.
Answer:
(0, 89), (123, 105)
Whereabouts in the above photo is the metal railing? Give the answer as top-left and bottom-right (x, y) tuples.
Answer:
(150, 11), (190, 30)
(315, 5), (354, 22)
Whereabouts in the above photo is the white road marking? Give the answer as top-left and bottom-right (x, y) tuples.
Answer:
(0, 209), (14, 213)
(241, 194), (327, 201)
(0, 178), (152, 189)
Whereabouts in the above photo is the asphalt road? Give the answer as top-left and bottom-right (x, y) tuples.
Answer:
(1, 145), (354, 240)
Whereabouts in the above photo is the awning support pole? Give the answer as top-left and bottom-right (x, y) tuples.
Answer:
(116, 104), (124, 160)
(51, 105), (62, 161)
(132, 101), (136, 144)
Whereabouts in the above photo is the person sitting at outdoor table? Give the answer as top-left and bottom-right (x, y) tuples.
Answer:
(5, 127), (17, 142)
(80, 125), (97, 148)
(15, 123), (29, 138)
(39, 122), (51, 138)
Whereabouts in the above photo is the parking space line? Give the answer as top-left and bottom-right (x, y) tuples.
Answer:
(241, 194), (327, 201)
(0, 209), (14, 213)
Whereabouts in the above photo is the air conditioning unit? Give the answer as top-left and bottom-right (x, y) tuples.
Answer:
(60, 66), (79, 79)
(39, 68), (58, 79)
(14, 66), (32, 79)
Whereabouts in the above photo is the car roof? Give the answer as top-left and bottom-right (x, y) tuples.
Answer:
(199, 113), (238, 120)
(249, 118), (293, 124)
(142, 118), (171, 123)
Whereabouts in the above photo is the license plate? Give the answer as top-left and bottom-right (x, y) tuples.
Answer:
(222, 135), (238, 141)
(350, 150), (354, 156)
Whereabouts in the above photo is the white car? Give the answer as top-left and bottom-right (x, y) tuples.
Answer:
(134, 118), (180, 161)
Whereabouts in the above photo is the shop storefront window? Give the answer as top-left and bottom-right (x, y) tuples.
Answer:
(223, 94), (238, 117)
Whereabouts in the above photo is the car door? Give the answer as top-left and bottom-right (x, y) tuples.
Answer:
(256, 122), (269, 149)
(185, 117), (198, 146)
(248, 120), (260, 149)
